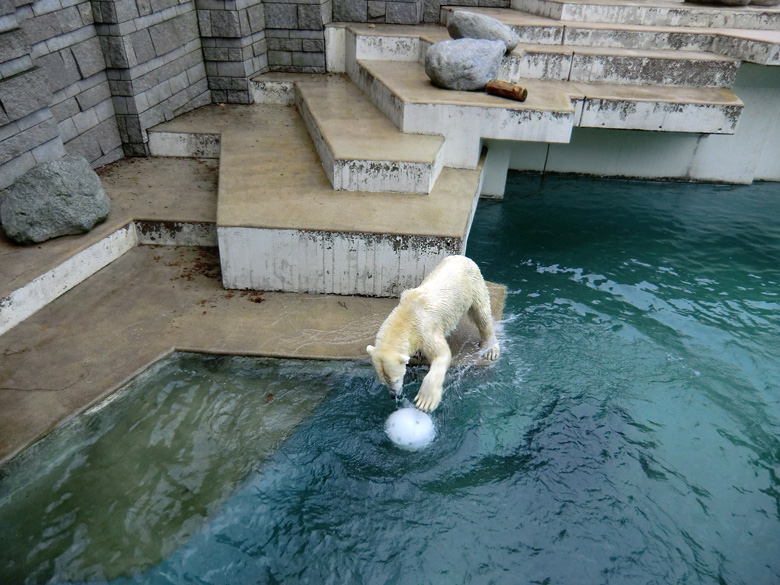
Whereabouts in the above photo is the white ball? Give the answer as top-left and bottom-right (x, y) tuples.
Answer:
(385, 407), (436, 451)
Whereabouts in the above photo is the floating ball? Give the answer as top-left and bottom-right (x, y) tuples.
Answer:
(385, 407), (436, 451)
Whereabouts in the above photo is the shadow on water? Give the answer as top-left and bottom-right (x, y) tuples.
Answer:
(1, 173), (779, 585)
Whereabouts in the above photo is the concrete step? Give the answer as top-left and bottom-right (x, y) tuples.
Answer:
(293, 75), (444, 194)
(342, 54), (740, 167)
(441, 7), (780, 67)
(146, 103), (484, 296)
(348, 57), (578, 168)
(500, 42), (740, 87)
(510, 0), (780, 31)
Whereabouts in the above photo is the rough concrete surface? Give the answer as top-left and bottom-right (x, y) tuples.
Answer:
(0, 242), (505, 464)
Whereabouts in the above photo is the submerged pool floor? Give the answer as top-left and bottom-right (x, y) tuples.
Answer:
(1, 174), (779, 585)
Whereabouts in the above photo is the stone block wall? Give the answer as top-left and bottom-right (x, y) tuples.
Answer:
(3, 0), (471, 192)
(197, 0), (268, 104)
(94, 0), (210, 155)
(330, 0), (504, 24)
(422, 0), (507, 23)
(1, 0), (68, 189)
(265, 0), (331, 73)
(334, 0), (422, 24)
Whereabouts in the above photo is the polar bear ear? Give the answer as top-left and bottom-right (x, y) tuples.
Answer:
(366, 345), (375, 356)
(399, 354), (410, 365)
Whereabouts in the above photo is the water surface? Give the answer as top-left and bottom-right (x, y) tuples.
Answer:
(1, 174), (779, 585)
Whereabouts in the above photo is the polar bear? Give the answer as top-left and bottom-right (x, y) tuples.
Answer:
(367, 255), (500, 412)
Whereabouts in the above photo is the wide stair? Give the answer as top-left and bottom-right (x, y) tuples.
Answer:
(146, 0), (779, 297)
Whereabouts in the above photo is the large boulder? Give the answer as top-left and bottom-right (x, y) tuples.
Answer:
(447, 11), (520, 52)
(0, 156), (110, 245)
(424, 38), (506, 91)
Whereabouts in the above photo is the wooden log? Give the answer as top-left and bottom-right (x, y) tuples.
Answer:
(485, 79), (528, 102)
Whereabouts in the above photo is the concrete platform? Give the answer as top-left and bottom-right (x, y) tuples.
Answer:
(0, 153), (506, 465)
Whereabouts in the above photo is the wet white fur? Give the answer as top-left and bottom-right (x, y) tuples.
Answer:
(367, 255), (500, 412)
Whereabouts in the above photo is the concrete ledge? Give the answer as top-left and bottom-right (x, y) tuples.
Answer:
(0, 243), (506, 464)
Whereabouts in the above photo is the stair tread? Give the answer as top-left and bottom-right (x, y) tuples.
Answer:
(164, 104), (478, 236)
(359, 59), (577, 112)
(442, 6), (780, 46)
(359, 58), (741, 108)
(295, 74), (443, 163)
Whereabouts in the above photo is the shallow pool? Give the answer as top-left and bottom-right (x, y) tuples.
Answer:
(1, 174), (779, 585)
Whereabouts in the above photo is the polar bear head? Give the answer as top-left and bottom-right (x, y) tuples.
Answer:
(366, 345), (410, 397)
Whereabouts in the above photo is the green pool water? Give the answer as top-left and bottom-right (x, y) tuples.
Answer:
(1, 173), (778, 585)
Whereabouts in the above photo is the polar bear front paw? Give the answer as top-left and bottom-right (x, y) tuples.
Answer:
(414, 382), (442, 413)
(481, 341), (500, 361)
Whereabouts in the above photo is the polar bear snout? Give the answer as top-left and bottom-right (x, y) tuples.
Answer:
(388, 378), (404, 398)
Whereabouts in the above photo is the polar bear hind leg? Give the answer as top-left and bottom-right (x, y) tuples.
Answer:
(468, 281), (500, 361)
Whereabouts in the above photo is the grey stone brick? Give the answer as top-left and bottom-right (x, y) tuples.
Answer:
(0, 55), (33, 79)
(91, 145), (123, 168)
(264, 3), (296, 28)
(0, 28), (31, 63)
(59, 5), (83, 31)
(210, 9), (241, 37)
(114, 0), (140, 22)
(122, 142), (149, 156)
(0, 67), (52, 120)
(137, 0), (153, 16)
(50, 95), (79, 120)
(246, 3), (263, 31)
(367, 1), (385, 19)
(297, 4), (322, 29)
(267, 50), (290, 66)
(333, 0), (365, 22)
(58, 117), (78, 142)
(93, 97), (114, 121)
(77, 1), (94, 25)
(31, 135), (66, 163)
(386, 0), (420, 24)
(151, 0), (178, 13)
(129, 28), (155, 63)
(15, 107), (51, 131)
(0, 152), (36, 191)
(0, 115), (59, 165)
(215, 59), (246, 76)
(70, 37), (105, 78)
(149, 12), (198, 56)
(145, 79), (172, 107)
(116, 113), (143, 142)
(37, 49), (81, 93)
(321, 0), (332, 26)
(64, 128), (103, 160)
(22, 11), (61, 44)
(75, 79), (111, 110)
(1, 0), (17, 16)
(302, 39), (324, 52)
(168, 70), (189, 93)
(108, 78), (133, 96)
(100, 35), (131, 68)
(197, 10), (212, 36)
(291, 51), (323, 67)
(186, 61), (206, 83)
(267, 37), (299, 51)
(72, 107), (99, 133)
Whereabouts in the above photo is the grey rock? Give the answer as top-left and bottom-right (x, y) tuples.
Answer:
(424, 38), (505, 91)
(1, 155), (110, 245)
(447, 11), (520, 52)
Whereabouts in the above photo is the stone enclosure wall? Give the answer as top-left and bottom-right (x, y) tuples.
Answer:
(1, 0), (484, 191)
